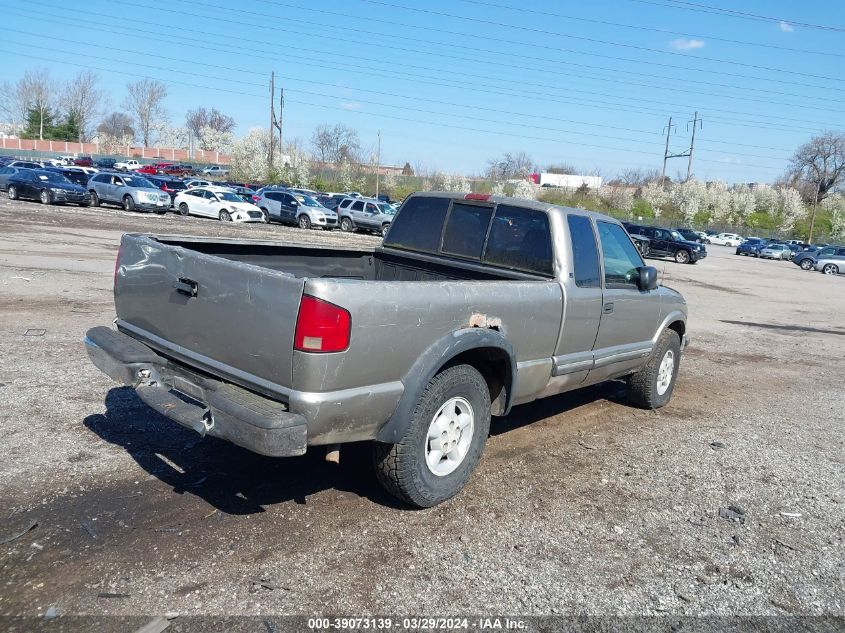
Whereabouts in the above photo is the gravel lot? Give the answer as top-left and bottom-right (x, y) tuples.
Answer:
(0, 197), (843, 623)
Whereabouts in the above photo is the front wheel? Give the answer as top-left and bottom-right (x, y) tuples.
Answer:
(340, 217), (353, 232)
(381, 223), (390, 237)
(298, 214), (311, 229)
(373, 364), (491, 508)
(628, 329), (681, 409)
(40, 189), (52, 205)
(178, 203), (189, 216)
(123, 195), (135, 212)
(800, 259), (814, 270)
(219, 209), (232, 222)
(822, 264), (839, 275)
(8, 185), (18, 200)
(674, 250), (691, 264)
(260, 208), (270, 223)
(89, 191), (100, 207)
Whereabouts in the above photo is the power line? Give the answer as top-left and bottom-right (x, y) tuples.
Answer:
(203, 0), (844, 93)
(0, 46), (785, 172)
(458, 0), (842, 57)
(626, 0), (845, 33)
(355, 0), (845, 82)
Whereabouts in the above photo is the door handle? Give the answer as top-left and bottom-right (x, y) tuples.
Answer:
(602, 302), (614, 314)
(174, 277), (198, 297)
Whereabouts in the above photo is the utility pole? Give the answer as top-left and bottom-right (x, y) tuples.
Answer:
(808, 179), (821, 244)
(661, 116), (675, 188)
(375, 130), (381, 199)
(268, 72), (276, 172)
(277, 88), (284, 153)
(686, 111), (702, 182)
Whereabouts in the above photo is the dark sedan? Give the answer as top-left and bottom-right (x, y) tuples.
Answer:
(7, 169), (89, 206)
(95, 157), (117, 169)
(0, 165), (22, 191)
(44, 167), (90, 188)
(735, 237), (767, 257)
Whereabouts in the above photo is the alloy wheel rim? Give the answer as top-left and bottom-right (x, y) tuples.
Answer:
(656, 350), (675, 396)
(424, 397), (474, 477)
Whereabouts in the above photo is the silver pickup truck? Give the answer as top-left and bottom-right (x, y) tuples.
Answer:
(85, 192), (688, 507)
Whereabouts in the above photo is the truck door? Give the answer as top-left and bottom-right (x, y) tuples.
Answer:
(550, 214), (603, 388)
(587, 220), (660, 383)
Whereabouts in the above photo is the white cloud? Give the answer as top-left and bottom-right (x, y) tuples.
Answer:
(340, 101), (362, 111)
(779, 21), (794, 32)
(670, 38), (705, 50)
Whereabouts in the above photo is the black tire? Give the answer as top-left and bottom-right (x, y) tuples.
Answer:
(628, 329), (681, 409)
(155, 207), (167, 215)
(219, 209), (232, 222)
(178, 203), (189, 216)
(674, 249), (691, 264)
(735, 249), (741, 256)
(123, 195), (135, 212)
(89, 191), (100, 207)
(800, 258), (813, 270)
(40, 189), (52, 205)
(298, 214), (311, 229)
(373, 364), (491, 508)
(340, 217), (354, 232)
(260, 207), (270, 223)
(8, 185), (18, 200)
(822, 264), (839, 275)
(381, 223), (390, 237)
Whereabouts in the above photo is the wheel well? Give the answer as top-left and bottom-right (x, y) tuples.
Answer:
(441, 347), (511, 416)
(668, 320), (685, 341)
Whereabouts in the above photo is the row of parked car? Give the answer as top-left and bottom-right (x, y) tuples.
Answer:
(0, 156), (398, 236)
(3, 154), (230, 177)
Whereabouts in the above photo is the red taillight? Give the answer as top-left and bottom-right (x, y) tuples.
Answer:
(464, 193), (491, 201)
(294, 295), (350, 353)
(251, 195), (260, 203)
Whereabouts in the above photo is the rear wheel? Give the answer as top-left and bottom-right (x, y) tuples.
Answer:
(40, 189), (52, 205)
(123, 195), (135, 212)
(8, 185), (18, 200)
(628, 329), (681, 409)
(340, 217), (353, 232)
(381, 223), (390, 237)
(373, 364), (491, 507)
(822, 263), (839, 275)
(298, 214), (311, 229)
(219, 209), (232, 222)
(89, 191), (99, 207)
(674, 249), (691, 264)
(800, 258), (814, 270)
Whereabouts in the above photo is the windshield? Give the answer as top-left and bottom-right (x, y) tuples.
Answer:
(37, 172), (71, 184)
(216, 191), (243, 202)
(296, 195), (322, 207)
(123, 176), (156, 189)
(378, 203), (395, 215)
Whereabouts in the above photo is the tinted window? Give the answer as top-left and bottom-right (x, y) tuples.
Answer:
(597, 221), (643, 287)
(483, 204), (553, 275)
(0, 167), (10, 174)
(567, 215), (600, 288)
(366, 202), (379, 213)
(383, 195), (450, 253)
(351, 201), (365, 211)
(837, 248), (845, 256)
(441, 202), (493, 259)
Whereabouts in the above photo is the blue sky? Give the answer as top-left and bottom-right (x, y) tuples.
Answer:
(3, 0), (844, 182)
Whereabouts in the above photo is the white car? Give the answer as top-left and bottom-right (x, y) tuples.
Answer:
(708, 232), (743, 247)
(174, 186), (266, 223)
(200, 165), (229, 177)
(184, 179), (211, 189)
(114, 159), (142, 171)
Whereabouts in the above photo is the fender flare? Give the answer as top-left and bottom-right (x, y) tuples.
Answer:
(376, 328), (517, 443)
(654, 310), (686, 344)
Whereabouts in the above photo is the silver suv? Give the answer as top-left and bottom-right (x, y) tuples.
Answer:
(88, 172), (170, 213)
(255, 189), (337, 229)
(336, 197), (394, 236)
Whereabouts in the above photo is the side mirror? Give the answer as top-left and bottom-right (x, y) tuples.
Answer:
(637, 266), (658, 291)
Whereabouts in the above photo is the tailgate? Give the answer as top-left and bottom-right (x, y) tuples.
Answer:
(114, 234), (304, 392)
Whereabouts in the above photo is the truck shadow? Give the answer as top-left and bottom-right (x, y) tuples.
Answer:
(85, 382), (629, 513)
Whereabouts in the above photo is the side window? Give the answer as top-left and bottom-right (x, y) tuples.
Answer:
(596, 221), (644, 288)
(441, 202), (493, 259)
(383, 195), (451, 253)
(654, 229), (668, 240)
(820, 248), (835, 257)
(366, 202), (378, 213)
(351, 200), (365, 211)
(566, 215), (600, 288)
(836, 248), (845, 256)
(483, 204), (553, 275)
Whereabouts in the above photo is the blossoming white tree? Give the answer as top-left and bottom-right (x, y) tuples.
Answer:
(775, 187), (806, 232)
(230, 127), (282, 182)
(198, 125), (234, 153)
(669, 179), (706, 223)
(705, 181), (731, 223)
(641, 182), (668, 218)
(822, 193), (845, 241)
(511, 179), (537, 200)
(729, 184), (755, 225)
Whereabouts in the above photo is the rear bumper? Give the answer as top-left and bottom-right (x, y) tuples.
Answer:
(84, 326), (307, 457)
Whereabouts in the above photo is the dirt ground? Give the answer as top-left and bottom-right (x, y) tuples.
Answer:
(0, 197), (843, 625)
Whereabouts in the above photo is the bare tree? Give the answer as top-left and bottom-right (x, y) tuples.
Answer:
(486, 151), (535, 180)
(546, 163), (578, 175)
(0, 77), (29, 129)
(616, 167), (662, 186)
(2, 69), (54, 140)
(123, 78), (168, 147)
(787, 131), (845, 242)
(98, 112), (135, 139)
(60, 71), (105, 143)
(185, 107), (235, 143)
(311, 123), (361, 164)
